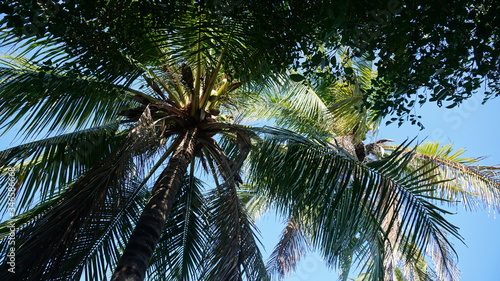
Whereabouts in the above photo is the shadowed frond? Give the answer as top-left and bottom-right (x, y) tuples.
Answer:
(201, 181), (269, 281)
(0, 176), (151, 281)
(146, 176), (209, 281)
(0, 122), (126, 213)
(0, 57), (139, 138)
(198, 130), (269, 281)
(0, 139), (136, 280)
(0, 105), (172, 280)
(249, 127), (462, 281)
(266, 217), (308, 280)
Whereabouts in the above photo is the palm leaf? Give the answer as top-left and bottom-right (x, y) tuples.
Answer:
(249, 128), (462, 280)
(146, 176), (209, 281)
(0, 140), (136, 280)
(386, 142), (500, 211)
(266, 217), (308, 280)
(201, 182), (269, 281)
(328, 51), (381, 142)
(0, 56), (139, 138)
(0, 122), (126, 212)
(0, 106), (171, 280)
(241, 74), (334, 138)
(199, 134), (269, 281)
(0, 176), (151, 281)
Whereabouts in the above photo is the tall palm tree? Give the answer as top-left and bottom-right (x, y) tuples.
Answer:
(242, 53), (500, 281)
(0, 15), (273, 279)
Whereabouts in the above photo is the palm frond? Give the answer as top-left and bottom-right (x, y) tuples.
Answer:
(266, 217), (308, 280)
(147, 176), (209, 281)
(240, 74), (334, 138)
(201, 181), (269, 281)
(0, 123), (126, 213)
(0, 191), (63, 240)
(249, 128), (462, 280)
(0, 175), (151, 281)
(328, 52), (381, 142)
(353, 208), (440, 281)
(386, 142), (500, 211)
(0, 56), (140, 138)
(240, 53), (381, 143)
(0, 139), (136, 280)
(240, 184), (272, 220)
(197, 130), (269, 280)
(68, 178), (150, 281)
(0, 105), (172, 280)
(0, 14), (147, 83)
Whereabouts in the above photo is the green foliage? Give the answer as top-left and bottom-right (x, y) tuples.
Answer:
(242, 53), (381, 143)
(0, 137), (140, 280)
(0, 57), (135, 137)
(0, 123), (126, 212)
(147, 176), (208, 281)
(249, 128), (461, 280)
(0, 19), (271, 279)
(0, 1), (499, 280)
(241, 59), (499, 279)
(1, 0), (499, 124)
(386, 142), (500, 211)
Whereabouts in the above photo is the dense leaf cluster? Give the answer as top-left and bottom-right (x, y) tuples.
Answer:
(2, 1), (499, 125)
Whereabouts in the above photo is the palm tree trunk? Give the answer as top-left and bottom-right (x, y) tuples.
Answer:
(333, 135), (358, 160)
(111, 129), (197, 281)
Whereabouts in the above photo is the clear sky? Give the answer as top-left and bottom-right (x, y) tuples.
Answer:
(256, 93), (500, 280)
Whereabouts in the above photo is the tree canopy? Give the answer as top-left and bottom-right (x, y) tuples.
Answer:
(1, 1), (500, 280)
(1, 0), (499, 125)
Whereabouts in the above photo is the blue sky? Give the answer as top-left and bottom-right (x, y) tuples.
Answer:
(255, 92), (500, 280)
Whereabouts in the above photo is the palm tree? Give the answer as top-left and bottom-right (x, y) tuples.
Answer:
(242, 53), (500, 281)
(0, 3), (498, 279)
(0, 14), (275, 279)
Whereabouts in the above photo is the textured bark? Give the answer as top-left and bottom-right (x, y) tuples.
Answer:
(333, 135), (358, 161)
(111, 130), (197, 281)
